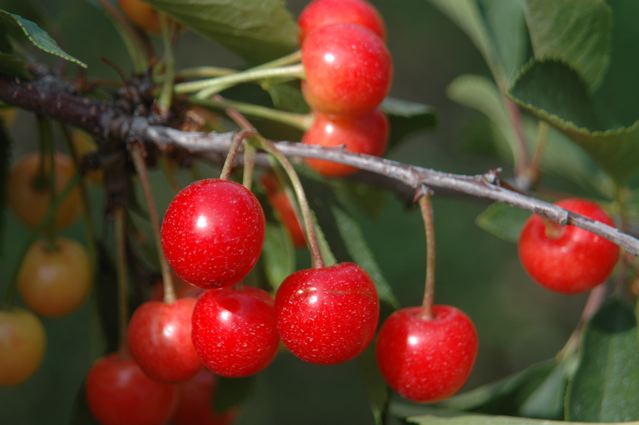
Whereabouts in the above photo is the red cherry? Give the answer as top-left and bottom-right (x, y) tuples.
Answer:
(298, 0), (386, 43)
(172, 370), (237, 425)
(127, 298), (201, 383)
(275, 262), (379, 364)
(86, 353), (178, 425)
(518, 198), (620, 294)
(302, 24), (392, 115)
(302, 110), (388, 176)
(161, 179), (265, 289)
(376, 305), (478, 402)
(192, 287), (279, 377)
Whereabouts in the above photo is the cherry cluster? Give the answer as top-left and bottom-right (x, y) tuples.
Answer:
(299, 0), (392, 176)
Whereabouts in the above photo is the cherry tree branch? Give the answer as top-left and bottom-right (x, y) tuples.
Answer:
(1, 74), (638, 255)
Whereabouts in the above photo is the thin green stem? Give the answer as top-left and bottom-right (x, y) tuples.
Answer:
(60, 125), (98, 271)
(258, 138), (324, 269)
(2, 174), (80, 307)
(252, 50), (302, 71)
(176, 66), (236, 80)
(219, 130), (253, 180)
(129, 145), (176, 304)
(191, 97), (312, 131)
(418, 190), (436, 319)
(115, 208), (129, 353)
(242, 144), (256, 190)
(174, 64), (304, 96)
(158, 13), (176, 116)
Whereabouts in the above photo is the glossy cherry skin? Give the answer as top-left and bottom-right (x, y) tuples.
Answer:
(192, 287), (279, 377)
(302, 23), (392, 115)
(119, 0), (161, 33)
(261, 173), (305, 247)
(8, 152), (81, 229)
(303, 110), (388, 176)
(518, 198), (620, 294)
(127, 298), (201, 383)
(298, 0), (386, 43)
(0, 308), (46, 386)
(172, 370), (237, 425)
(18, 238), (91, 318)
(275, 262), (379, 364)
(161, 179), (265, 289)
(376, 305), (478, 402)
(86, 353), (178, 425)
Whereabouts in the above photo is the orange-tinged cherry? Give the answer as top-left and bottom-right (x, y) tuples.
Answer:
(518, 198), (620, 294)
(298, 0), (386, 43)
(302, 110), (388, 176)
(8, 152), (81, 229)
(376, 305), (478, 402)
(18, 238), (91, 318)
(0, 308), (46, 386)
(119, 0), (162, 33)
(86, 353), (178, 425)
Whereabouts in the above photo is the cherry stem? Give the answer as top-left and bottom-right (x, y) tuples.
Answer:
(96, 0), (149, 72)
(175, 64), (305, 97)
(191, 97), (312, 131)
(243, 143), (256, 190)
(220, 102), (324, 269)
(176, 66), (235, 80)
(37, 116), (57, 248)
(114, 208), (129, 353)
(158, 13), (176, 117)
(60, 124), (98, 271)
(2, 174), (80, 308)
(219, 130), (254, 181)
(417, 188), (436, 319)
(129, 145), (176, 304)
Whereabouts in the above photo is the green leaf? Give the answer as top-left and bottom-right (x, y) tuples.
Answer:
(262, 222), (295, 290)
(524, 0), (612, 91)
(331, 206), (399, 309)
(408, 409), (639, 425)
(509, 60), (639, 182)
(427, 0), (502, 81)
(480, 0), (528, 83)
(213, 375), (257, 413)
(476, 203), (530, 243)
(145, 0), (298, 62)
(447, 74), (515, 163)
(0, 10), (86, 68)
(566, 299), (639, 421)
(331, 179), (387, 219)
(312, 209), (337, 267)
(380, 97), (437, 147)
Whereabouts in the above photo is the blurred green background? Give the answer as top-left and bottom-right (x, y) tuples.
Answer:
(0, 0), (606, 424)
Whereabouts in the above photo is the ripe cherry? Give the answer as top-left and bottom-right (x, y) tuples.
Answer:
(261, 173), (305, 247)
(302, 23), (392, 115)
(86, 353), (178, 425)
(298, 0), (386, 43)
(518, 198), (620, 294)
(18, 238), (91, 318)
(172, 370), (237, 425)
(161, 179), (265, 289)
(8, 152), (81, 229)
(376, 305), (478, 402)
(119, 0), (161, 33)
(191, 287), (279, 377)
(275, 262), (379, 364)
(127, 298), (201, 383)
(0, 308), (46, 386)
(302, 110), (388, 176)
